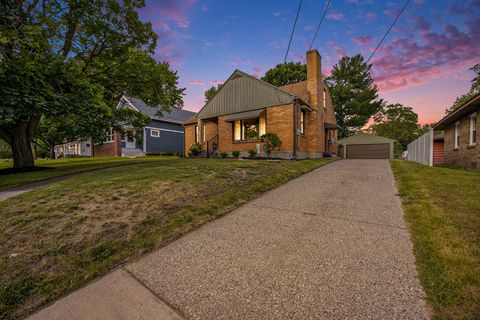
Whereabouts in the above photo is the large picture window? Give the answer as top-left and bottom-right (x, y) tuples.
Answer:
(233, 117), (266, 141)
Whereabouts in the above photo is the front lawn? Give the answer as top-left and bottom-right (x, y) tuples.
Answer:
(0, 157), (335, 319)
(390, 160), (480, 319)
(0, 157), (171, 191)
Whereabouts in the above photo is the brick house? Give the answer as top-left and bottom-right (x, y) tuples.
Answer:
(433, 94), (479, 168)
(184, 49), (339, 159)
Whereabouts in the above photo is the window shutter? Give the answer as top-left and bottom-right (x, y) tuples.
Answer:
(259, 117), (266, 136)
(234, 120), (241, 141)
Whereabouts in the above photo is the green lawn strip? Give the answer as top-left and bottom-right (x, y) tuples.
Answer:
(390, 160), (480, 320)
(0, 157), (336, 319)
(0, 157), (173, 191)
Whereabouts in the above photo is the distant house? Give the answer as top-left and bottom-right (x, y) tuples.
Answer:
(183, 49), (339, 159)
(54, 96), (196, 158)
(433, 94), (479, 168)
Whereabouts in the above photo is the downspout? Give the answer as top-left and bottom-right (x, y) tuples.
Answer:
(292, 100), (298, 160)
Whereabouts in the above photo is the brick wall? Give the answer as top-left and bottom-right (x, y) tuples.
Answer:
(93, 132), (121, 157)
(444, 111), (479, 168)
(184, 124), (196, 155)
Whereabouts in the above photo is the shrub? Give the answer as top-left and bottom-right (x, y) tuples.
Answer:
(189, 143), (201, 156)
(248, 149), (257, 159)
(260, 133), (282, 159)
(220, 152), (228, 158)
(231, 150), (240, 158)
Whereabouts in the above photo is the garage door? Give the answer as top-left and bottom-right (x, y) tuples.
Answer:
(346, 143), (390, 159)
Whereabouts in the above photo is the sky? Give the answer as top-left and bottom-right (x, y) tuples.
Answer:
(137, 0), (480, 125)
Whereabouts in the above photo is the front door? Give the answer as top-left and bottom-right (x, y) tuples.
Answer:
(126, 129), (136, 148)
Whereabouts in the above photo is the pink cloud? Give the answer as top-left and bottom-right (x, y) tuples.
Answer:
(188, 80), (205, 85)
(139, 0), (196, 29)
(227, 60), (252, 66)
(371, 20), (479, 93)
(353, 36), (373, 45)
(252, 67), (263, 78)
(366, 12), (377, 20)
(327, 11), (344, 20)
(210, 80), (225, 85)
(333, 44), (347, 58)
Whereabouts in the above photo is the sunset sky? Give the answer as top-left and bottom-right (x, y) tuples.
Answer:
(138, 0), (479, 124)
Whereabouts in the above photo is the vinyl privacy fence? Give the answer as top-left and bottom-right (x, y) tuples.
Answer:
(407, 129), (433, 166)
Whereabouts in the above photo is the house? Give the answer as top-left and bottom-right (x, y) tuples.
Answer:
(54, 140), (92, 158)
(433, 94), (479, 168)
(338, 134), (395, 159)
(183, 49), (339, 159)
(55, 96), (196, 158)
(406, 130), (444, 166)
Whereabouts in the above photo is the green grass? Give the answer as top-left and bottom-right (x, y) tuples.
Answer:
(0, 157), (172, 191)
(390, 160), (480, 319)
(0, 157), (336, 319)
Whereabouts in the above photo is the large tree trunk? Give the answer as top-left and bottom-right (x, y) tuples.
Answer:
(0, 115), (41, 170)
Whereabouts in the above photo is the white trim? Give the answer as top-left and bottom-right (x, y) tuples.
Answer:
(469, 113), (477, 146)
(121, 96), (140, 111)
(150, 129), (160, 137)
(454, 121), (460, 149)
(145, 126), (184, 134)
(143, 127), (146, 153)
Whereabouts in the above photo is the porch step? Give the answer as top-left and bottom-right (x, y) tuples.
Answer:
(122, 148), (145, 157)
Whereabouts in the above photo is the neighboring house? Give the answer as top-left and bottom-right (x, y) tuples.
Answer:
(54, 140), (92, 158)
(183, 49), (339, 159)
(407, 130), (444, 166)
(433, 94), (479, 168)
(338, 134), (395, 159)
(55, 96), (196, 158)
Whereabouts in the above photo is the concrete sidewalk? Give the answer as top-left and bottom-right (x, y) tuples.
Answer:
(29, 159), (429, 320)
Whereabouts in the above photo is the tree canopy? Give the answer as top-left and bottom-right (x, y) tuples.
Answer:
(0, 0), (184, 169)
(261, 62), (307, 87)
(326, 54), (384, 138)
(445, 63), (480, 114)
(370, 103), (426, 150)
(204, 84), (222, 103)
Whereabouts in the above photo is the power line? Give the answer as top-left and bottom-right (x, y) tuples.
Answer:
(366, 0), (409, 64)
(284, 0), (303, 63)
(309, 0), (331, 50)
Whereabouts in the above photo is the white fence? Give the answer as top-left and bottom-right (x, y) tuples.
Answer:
(407, 129), (433, 166)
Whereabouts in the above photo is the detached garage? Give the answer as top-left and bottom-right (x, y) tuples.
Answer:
(338, 134), (395, 159)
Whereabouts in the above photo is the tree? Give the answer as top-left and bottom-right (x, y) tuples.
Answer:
(445, 63), (480, 114)
(261, 62), (307, 87)
(260, 133), (282, 159)
(0, 0), (184, 169)
(205, 84), (222, 103)
(370, 103), (423, 150)
(326, 54), (384, 138)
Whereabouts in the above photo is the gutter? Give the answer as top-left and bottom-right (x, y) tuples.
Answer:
(292, 100), (298, 160)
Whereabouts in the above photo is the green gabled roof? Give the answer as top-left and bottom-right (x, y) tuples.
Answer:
(338, 133), (395, 145)
(197, 70), (309, 120)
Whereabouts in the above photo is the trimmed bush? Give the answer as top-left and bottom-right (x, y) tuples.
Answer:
(220, 152), (228, 158)
(231, 150), (240, 158)
(248, 149), (257, 159)
(189, 143), (201, 156)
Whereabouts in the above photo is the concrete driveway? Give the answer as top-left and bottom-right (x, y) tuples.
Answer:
(29, 159), (429, 320)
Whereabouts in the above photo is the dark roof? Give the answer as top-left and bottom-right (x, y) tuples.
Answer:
(123, 96), (196, 124)
(184, 115), (198, 125)
(433, 94), (480, 130)
(338, 133), (395, 145)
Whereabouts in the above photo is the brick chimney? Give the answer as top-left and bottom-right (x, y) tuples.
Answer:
(306, 49), (322, 110)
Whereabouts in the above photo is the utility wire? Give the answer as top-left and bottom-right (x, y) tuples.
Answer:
(309, 0), (331, 50)
(284, 0), (303, 63)
(366, 0), (409, 64)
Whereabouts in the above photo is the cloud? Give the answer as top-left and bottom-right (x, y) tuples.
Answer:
(228, 60), (252, 66)
(304, 25), (315, 31)
(371, 19), (479, 92)
(333, 44), (347, 58)
(327, 11), (344, 20)
(411, 16), (431, 32)
(139, 0), (196, 29)
(210, 80), (225, 85)
(252, 67), (263, 78)
(188, 80), (205, 85)
(272, 11), (281, 17)
(366, 12), (377, 20)
(201, 5), (208, 12)
(353, 35), (373, 45)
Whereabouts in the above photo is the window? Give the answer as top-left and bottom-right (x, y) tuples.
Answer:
(195, 125), (199, 143)
(150, 129), (160, 138)
(470, 113), (477, 145)
(203, 125), (206, 142)
(233, 117), (266, 141)
(454, 122), (460, 149)
(105, 128), (115, 142)
(322, 89), (326, 108)
(300, 110), (305, 134)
